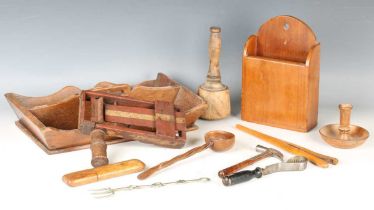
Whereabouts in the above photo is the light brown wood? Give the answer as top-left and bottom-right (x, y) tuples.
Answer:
(63, 159), (145, 187)
(241, 16), (320, 132)
(198, 88), (230, 120)
(236, 124), (338, 168)
(198, 26), (231, 120)
(319, 104), (369, 149)
(339, 104), (352, 132)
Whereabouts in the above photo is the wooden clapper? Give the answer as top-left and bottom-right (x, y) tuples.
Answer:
(78, 90), (187, 148)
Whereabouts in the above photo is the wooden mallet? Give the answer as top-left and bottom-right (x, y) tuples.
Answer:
(198, 26), (231, 120)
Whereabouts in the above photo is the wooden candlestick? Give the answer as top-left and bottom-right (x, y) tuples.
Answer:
(319, 104), (369, 149)
(338, 104), (352, 133)
(198, 26), (231, 120)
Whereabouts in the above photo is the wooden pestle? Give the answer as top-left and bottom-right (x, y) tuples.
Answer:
(138, 130), (235, 180)
(63, 159), (145, 187)
(198, 26), (231, 120)
(90, 129), (109, 167)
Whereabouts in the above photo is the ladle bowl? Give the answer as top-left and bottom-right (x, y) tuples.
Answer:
(205, 130), (235, 152)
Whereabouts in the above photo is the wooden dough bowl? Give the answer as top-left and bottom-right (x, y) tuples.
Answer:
(5, 83), (132, 154)
(5, 73), (207, 154)
(131, 73), (208, 130)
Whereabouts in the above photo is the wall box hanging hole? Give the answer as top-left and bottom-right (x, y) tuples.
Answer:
(284, 23), (289, 30)
(241, 15), (320, 132)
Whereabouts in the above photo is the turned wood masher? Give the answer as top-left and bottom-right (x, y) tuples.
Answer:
(198, 26), (231, 120)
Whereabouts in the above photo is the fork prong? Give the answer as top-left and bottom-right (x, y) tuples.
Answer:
(89, 187), (111, 192)
(89, 187), (115, 197)
(93, 193), (115, 199)
(90, 191), (111, 195)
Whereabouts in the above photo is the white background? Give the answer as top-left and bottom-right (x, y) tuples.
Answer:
(0, 108), (373, 210)
(1, 1), (373, 209)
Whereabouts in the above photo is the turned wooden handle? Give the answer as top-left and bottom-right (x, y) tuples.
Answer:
(138, 143), (211, 180)
(63, 159), (145, 187)
(208, 26), (222, 80)
(339, 104), (353, 133)
(236, 124), (334, 168)
(218, 152), (270, 177)
(90, 129), (108, 167)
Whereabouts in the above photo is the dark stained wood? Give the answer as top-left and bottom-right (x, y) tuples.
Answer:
(79, 90), (187, 148)
(155, 100), (176, 137)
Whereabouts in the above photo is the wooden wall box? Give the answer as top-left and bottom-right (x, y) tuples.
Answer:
(241, 15), (320, 132)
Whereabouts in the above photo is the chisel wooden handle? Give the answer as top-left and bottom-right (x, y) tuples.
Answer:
(63, 159), (145, 187)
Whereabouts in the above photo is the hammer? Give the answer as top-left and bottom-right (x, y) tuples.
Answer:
(218, 145), (283, 178)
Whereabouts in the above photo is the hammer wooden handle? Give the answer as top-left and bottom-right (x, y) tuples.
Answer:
(236, 124), (338, 168)
(218, 151), (270, 177)
(63, 159), (145, 187)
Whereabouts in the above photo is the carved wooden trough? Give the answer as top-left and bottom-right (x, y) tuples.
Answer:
(5, 73), (207, 154)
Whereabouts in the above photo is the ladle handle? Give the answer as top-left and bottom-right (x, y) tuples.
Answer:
(137, 142), (212, 180)
(339, 104), (353, 133)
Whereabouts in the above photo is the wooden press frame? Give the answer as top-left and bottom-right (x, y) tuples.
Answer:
(78, 90), (187, 148)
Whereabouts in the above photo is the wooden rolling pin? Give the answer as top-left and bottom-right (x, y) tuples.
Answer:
(236, 124), (338, 168)
(63, 159), (145, 187)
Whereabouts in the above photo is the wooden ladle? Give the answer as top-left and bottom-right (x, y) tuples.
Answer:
(137, 130), (235, 180)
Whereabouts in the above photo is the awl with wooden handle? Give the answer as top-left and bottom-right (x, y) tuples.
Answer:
(235, 124), (338, 168)
(63, 159), (145, 187)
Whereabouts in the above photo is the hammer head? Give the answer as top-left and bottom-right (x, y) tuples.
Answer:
(255, 145), (284, 161)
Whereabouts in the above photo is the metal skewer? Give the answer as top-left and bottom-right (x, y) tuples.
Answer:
(90, 177), (211, 198)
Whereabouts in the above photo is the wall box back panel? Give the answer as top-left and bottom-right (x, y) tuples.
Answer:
(241, 15), (320, 132)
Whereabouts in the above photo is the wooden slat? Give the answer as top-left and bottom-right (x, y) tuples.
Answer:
(155, 101), (175, 137)
(175, 112), (187, 132)
(96, 123), (185, 148)
(90, 97), (104, 123)
(84, 90), (154, 108)
(78, 91), (86, 126)
(105, 104), (155, 128)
